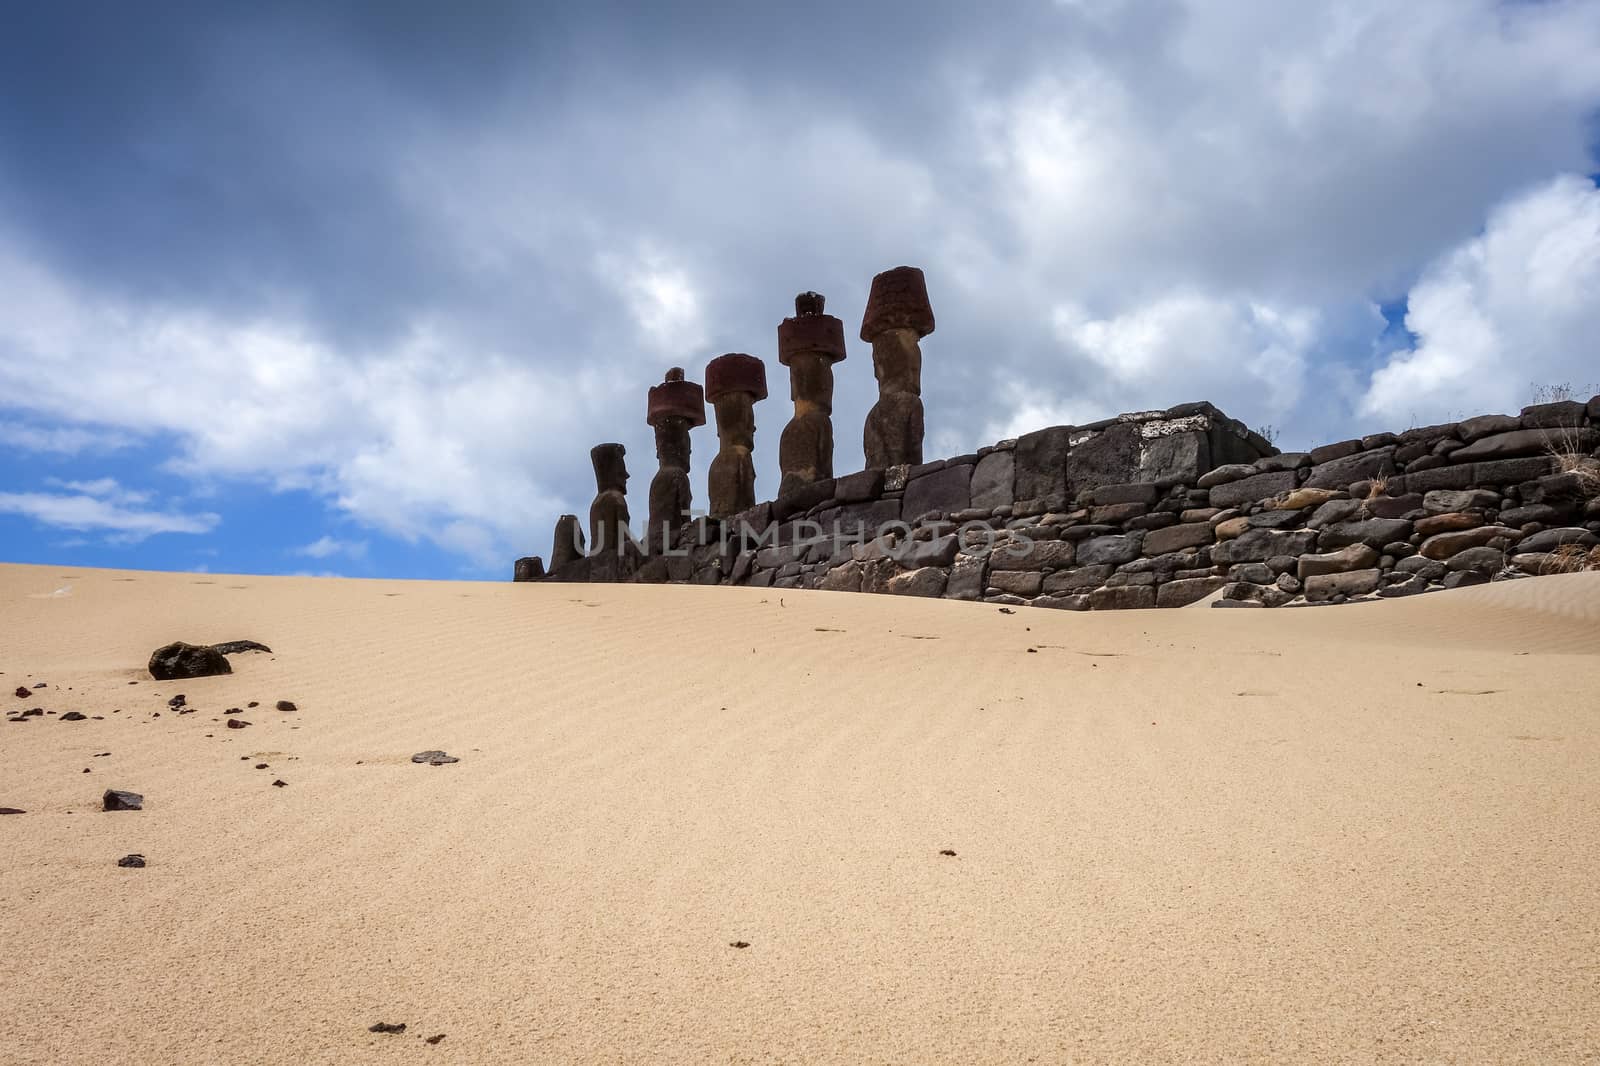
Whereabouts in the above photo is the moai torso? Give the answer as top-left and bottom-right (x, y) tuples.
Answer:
(588, 443), (637, 581)
(645, 368), (706, 554)
(860, 266), (934, 470)
(705, 353), (767, 519)
(777, 292), (846, 499)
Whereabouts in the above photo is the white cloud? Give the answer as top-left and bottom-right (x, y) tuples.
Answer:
(0, 490), (218, 540)
(0, 423), (136, 455)
(1361, 174), (1600, 424)
(294, 535), (368, 560)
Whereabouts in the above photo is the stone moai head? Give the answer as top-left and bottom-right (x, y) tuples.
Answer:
(591, 443), (629, 494)
(778, 291), (847, 416)
(860, 266), (934, 469)
(704, 352), (767, 518)
(646, 366), (706, 469)
(549, 513), (585, 571)
(705, 353), (767, 447)
(860, 266), (934, 393)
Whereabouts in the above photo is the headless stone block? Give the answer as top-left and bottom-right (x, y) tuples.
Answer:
(549, 514), (585, 572)
(860, 266), (933, 468)
(777, 292), (847, 499)
(705, 353), (768, 519)
(645, 367), (706, 553)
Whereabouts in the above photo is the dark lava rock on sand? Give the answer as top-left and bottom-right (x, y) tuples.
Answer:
(60, 711), (87, 721)
(103, 789), (144, 811)
(368, 1022), (407, 1034)
(210, 640), (272, 656)
(148, 642), (231, 680)
(117, 854), (146, 868)
(411, 751), (459, 766)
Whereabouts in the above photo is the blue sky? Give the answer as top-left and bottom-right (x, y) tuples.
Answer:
(2, 0), (1600, 579)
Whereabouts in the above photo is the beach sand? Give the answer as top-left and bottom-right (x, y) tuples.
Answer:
(2, 562), (1597, 1064)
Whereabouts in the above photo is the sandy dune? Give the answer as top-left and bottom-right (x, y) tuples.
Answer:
(2, 562), (1597, 1064)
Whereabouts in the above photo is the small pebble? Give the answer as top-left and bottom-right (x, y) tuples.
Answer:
(276, 700), (297, 712)
(272, 780), (287, 787)
(939, 849), (957, 857)
(369, 1022), (406, 1034)
(226, 719), (250, 730)
(247, 701), (259, 708)
(117, 854), (146, 868)
(730, 940), (750, 949)
(255, 763), (268, 770)
(425, 1034), (445, 1045)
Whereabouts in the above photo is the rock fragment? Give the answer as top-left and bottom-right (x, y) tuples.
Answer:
(147, 642), (231, 680)
(275, 700), (297, 712)
(226, 719), (250, 729)
(103, 789), (144, 811)
(117, 854), (146, 868)
(412, 751), (459, 766)
(60, 711), (87, 721)
(368, 1022), (407, 1034)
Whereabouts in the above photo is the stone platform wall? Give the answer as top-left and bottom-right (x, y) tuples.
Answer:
(545, 396), (1600, 609)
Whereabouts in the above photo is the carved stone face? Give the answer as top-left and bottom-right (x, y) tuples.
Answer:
(592, 444), (629, 493)
(788, 352), (834, 413)
(713, 394), (756, 447)
(654, 418), (691, 469)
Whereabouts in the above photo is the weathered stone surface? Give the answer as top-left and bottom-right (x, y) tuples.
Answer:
(1064, 422), (1142, 495)
(833, 468), (885, 503)
(1255, 452), (1310, 473)
(1499, 504), (1565, 526)
(1089, 585), (1156, 610)
(945, 557), (986, 600)
(1196, 463), (1255, 489)
(969, 450), (1014, 510)
(1308, 439), (1361, 464)
(1213, 516), (1250, 540)
(1212, 528), (1317, 563)
(1518, 400), (1587, 430)
(820, 561), (863, 592)
(989, 538), (1076, 571)
(1087, 482), (1161, 506)
(902, 463), (972, 521)
(1077, 535), (1141, 566)
(1013, 426), (1072, 509)
(1378, 574), (1431, 597)
(148, 642), (231, 681)
(1246, 510), (1302, 529)
(1394, 556), (1448, 580)
(512, 557), (545, 582)
(1304, 448), (1396, 490)
(102, 789), (143, 811)
(1208, 470), (1297, 509)
(1034, 593), (1090, 610)
(1042, 564), (1115, 593)
(1089, 502), (1147, 524)
(1105, 570), (1157, 588)
(1142, 522), (1214, 556)
(886, 566), (948, 597)
(1516, 526), (1598, 554)
(1317, 518), (1412, 549)
(1366, 493), (1423, 519)
(1441, 570), (1489, 590)
(1419, 525), (1521, 560)
(1394, 465), (1475, 494)
(988, 570), (1043, 596)
(1471, 457), (1558, 485)
(1459, 413), (1519, 442)
(1297, 543), (1380, 578)
(1156, 576), (1228, 607)
(1414, 512), (1483, 537)
(1230, 562), (1275, 584)
(1454, 428), (1596, 462)
(1304, 569), (1381, 602)
(1423, 489), (1499, 514)
(1125, 512), (1177, 531)
(1446, 546), (1505, 573)
(1270, 487), (1343, 511)
(1522, 471), (1598, 507)
(1181, 507), (1222, 523)
(902, 535), (961, 569)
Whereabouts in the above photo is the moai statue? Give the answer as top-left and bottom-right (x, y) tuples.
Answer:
(588, 443), (638, 580)
(704, 353), (768, 518)
(645, 367), (706, 553)
(549, 513), (585, 572)
(860, 266), (934, 469)
(777, 291), (847, 498)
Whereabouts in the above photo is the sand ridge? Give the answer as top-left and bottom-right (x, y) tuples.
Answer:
(1, 563), (1598, 1064)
